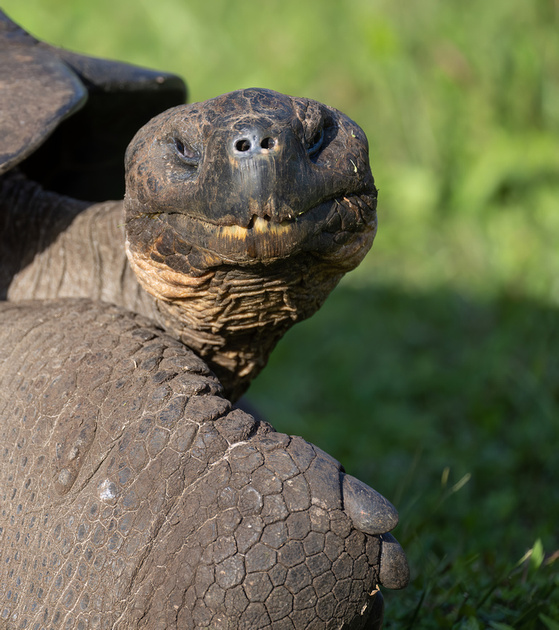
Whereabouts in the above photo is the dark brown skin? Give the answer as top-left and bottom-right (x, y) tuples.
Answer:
(0, 298), (407, 629)
(0, 174), (152, 312)
(3, 88), (377, 401)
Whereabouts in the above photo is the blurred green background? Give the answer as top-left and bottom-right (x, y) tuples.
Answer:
(3, 0), (558, 626)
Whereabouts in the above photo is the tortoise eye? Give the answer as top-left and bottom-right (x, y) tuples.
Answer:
(174, 138), (199, 166)
(307, 128), (324, 158)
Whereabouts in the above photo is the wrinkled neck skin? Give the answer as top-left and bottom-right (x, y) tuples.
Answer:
(127, 236), (345, 401)
(0, 171), (86, 299)
(0, 171), (153, 316)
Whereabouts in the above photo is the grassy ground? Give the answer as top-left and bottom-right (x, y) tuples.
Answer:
(3, 0), (559, 626)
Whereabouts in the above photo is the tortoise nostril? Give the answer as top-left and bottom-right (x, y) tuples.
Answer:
(235, 138), (251, 152)
(234, 136), (277, 154)
(260, 137), (275, 150)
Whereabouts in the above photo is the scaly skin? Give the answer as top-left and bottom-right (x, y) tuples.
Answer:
(0, 299), (407, 629)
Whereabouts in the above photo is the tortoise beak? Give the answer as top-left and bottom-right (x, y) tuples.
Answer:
(227, 125), (296, 224)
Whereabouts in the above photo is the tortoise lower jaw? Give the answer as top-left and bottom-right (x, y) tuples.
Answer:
(138, 191), (377, 265)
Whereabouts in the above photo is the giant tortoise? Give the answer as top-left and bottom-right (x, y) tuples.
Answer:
(0, 10), (409, 629)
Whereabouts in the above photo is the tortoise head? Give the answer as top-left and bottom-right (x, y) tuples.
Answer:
(124, 88), (377, 400)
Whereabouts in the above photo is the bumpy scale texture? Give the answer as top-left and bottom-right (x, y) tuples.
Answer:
(0, 300), (390, 629)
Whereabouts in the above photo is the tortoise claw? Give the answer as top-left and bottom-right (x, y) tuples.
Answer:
(342, 474), (410, 592)
(342, 473), (399, 535)
(379, 533), (410, 589)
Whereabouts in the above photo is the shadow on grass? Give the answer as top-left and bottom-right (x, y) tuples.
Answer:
(250, 283), (559, 627)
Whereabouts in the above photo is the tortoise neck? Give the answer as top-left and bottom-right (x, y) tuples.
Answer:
(153, 298), (294, 402)
(126, 243), (342, 401)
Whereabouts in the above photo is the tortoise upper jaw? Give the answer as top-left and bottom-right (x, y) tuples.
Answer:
(182, 151), (374, 231)
(188, 123), (323, 228)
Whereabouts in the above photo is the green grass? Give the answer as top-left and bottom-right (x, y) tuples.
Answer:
(3, 0), (559, 626)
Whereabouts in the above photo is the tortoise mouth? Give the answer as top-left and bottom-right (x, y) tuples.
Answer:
(133, 191), (377, 264)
